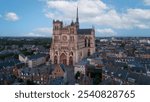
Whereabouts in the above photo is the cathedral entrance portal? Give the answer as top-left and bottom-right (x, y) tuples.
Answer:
(54, 56), (58, 64)
(60, 53), (67, 65)
(69, 57), (73, 65)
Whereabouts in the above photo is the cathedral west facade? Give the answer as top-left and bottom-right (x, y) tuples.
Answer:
(50, 8), (95, 65)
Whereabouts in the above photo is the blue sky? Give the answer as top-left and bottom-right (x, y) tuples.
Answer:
(0, 0), (150, 37)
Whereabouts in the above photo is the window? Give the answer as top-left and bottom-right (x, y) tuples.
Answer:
(80, 52), (82, 56)
(88, 49), (90, 56)
(55, 26), (59, 30)
(88, 39), (90, 47)
(70, 36), (74, 42)
(85, 39), (87, 47)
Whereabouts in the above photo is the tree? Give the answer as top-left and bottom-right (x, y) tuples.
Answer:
(75, 71), (81, 80)
(120, 42), (126, 48)
(26, 80), (36, 85)
(124, 64), (128, 69)
(93, 74), (101, 85)
(17, 78), (23, 83)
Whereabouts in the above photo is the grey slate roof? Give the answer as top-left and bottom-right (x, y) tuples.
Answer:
(28, 54), (46, 60)
(77, 29), (93, 35)
(19, 54), (26, 59)
(50, 77), (64, 85)
(0, 59), (22, 69)
(60, 64), (66, 72)
(137, 75), (150, 85)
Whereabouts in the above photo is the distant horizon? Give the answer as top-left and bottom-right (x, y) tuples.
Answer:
(0, 0), (150, 37)
(0, 35), (150, 38)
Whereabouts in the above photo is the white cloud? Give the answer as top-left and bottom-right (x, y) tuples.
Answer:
(5, 12), (19, 21)
(126, 9), (150, 19)
(0, 14), (2, 18)
(34, 27), (52, 34)
(45, 12), (55, 19)
(87, 8), (150, 29)
(144, 0), (150, 5)
(123, 9), (150, 29)
(45, 0), (108, 21)
(26, 32), (46, 37)
(25, 27), (52, 37)
(43, 0), (150, 30)
(34, 27), (52, 37)
(96, 28), (117, 37)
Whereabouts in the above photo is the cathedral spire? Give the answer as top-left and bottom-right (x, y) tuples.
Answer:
(76, 6), (79, 29)
(76, 6), (79, 23)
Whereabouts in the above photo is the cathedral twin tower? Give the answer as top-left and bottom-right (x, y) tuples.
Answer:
(50, 7), (95, 65)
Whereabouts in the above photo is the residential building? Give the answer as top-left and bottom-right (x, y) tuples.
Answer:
(28, 54), (46, 68)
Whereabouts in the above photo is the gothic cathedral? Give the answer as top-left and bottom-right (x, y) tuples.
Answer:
(50, 7), (95, 65)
